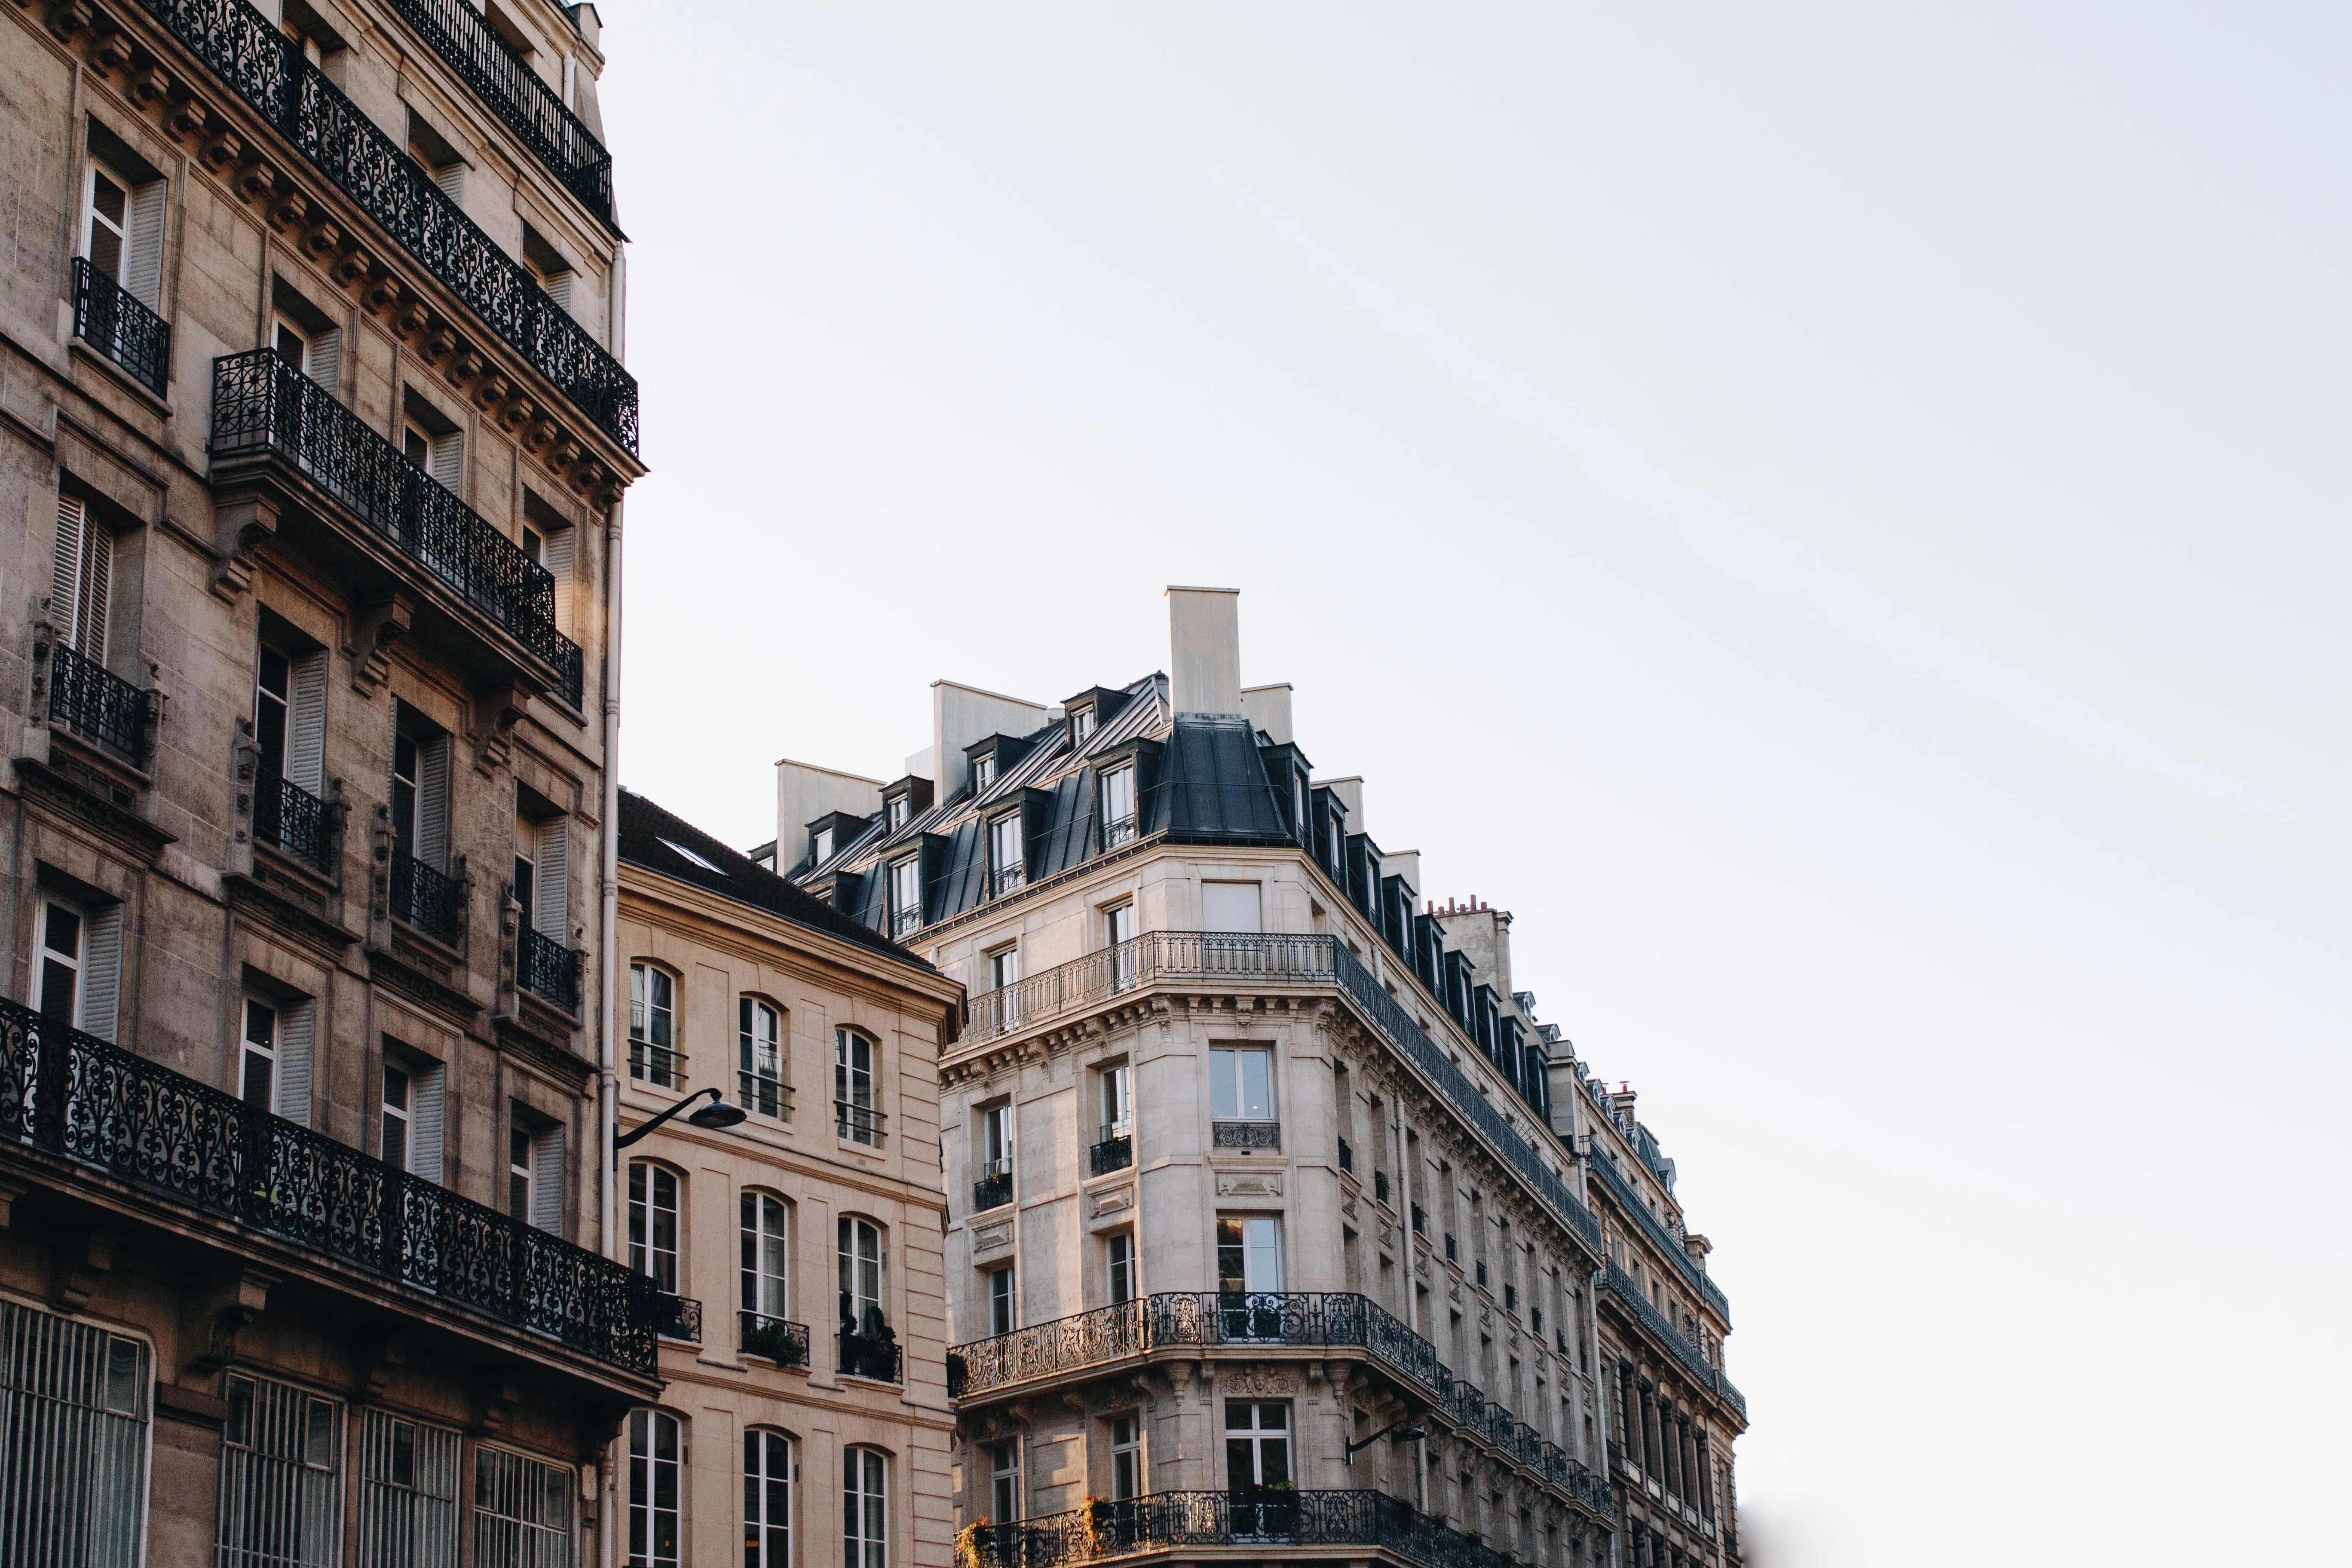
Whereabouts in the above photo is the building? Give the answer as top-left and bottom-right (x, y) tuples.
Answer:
(613, 789), (964, 1568)
(768, 589), (1746, 1568)
(0, 0), (644, 1563)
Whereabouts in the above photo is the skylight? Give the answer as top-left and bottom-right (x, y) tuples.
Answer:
(658, 836), (723, 873)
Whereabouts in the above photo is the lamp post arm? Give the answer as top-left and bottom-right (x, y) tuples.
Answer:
(614, 1086), (721, 1161)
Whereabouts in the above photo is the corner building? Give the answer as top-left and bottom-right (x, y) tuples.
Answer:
(771, 590), (1746, 1568)
(614, 791), (964, 1568)
(0, 0), (646, 1563)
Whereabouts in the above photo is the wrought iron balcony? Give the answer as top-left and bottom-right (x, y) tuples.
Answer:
(740, 1311), (809, 1368)
(655, 1292), (701, 1344)
(44, 642), (153, 769)
(890, 904), (922, 940)
(392, 848), (465, 947)
(0, 995), (658, 1374)
(135, 0), (637, 452)
(835, 1100), (885, 1147)
(70, 257), (169, 396)
(973, 1160), (1013, 1213)
(630, 1040), (682, 1089)
(209, 352), (583, 707)
(253, 768), (332, 871)
(1211, 1120), (1280, 1151)
(838, 1326), (901, 1383)
(1101, 813), (1138, 850)
(738, 1071), (791, 1121)
(974, 1489), (1526, 1568)
(1089, 1128), (1133, 1176)
(950, 1291), (1612, 1524)
(959, 932), (1611, 1267)
(516, 926), (580, 1014)
(1586, 1146), (1730, 1323)
(989, 864), (1026, 899)
(381, 0), (614, 223)
(1602, 1262), (1746, 1421)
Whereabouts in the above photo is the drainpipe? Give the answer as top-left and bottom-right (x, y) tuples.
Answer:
(596, 492), (625, 1568)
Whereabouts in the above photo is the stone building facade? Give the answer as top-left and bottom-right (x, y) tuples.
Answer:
(0, 0), (644, 1562)
(613, 789), (964, 1568)
(772, 589), (1746, 1568)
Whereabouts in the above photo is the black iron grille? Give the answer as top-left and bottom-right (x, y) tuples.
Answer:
(740, 1312), (808, 1368)
(516, 927), (579, 1013)
(253, 769), (332, 870)
(70, 257), (170, 395)
(391, 848), (465, 946)
(46, 643), (151, 768)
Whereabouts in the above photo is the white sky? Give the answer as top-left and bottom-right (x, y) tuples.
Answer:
(601, 6), (2349, 1562)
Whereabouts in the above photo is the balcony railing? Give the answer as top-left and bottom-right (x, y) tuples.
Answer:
(740, 1312), (809, 1368)
(516, 926), (580, 1014)
(973, 1161), (1013, 1214)
(210, 352), (583, 707)
(655, 1292), (701, 1344)
(890, 905), (922, 940)
(1089, 1128), (1133, 1176)
(977, 1489), (1537, 1568)
(381, 0), (614, 223)
(0, 995), (658, 1374)
(989, 864), (1025, 899)
(838, 1327), (900, 1383)
(835, 1100), (885, 1146)
(950, 1292), (1612, 1523)
(1374, 1170), (1390, 1204)
(134, 0), (638, 452)
(962, 933), (1613, 1269)
(1337, 1136), (1354, 1172)
(1101, 813), (1138, 850)
(1602, 1262), (1745, 1421)
(253, 768), (332, 871)
(1586, 1147), (1731, 1323)
(70, 257), (170, 396)
(1211, 1120), (1280, 1151)
(392, 848), (465, 947)
(45, 643), (153, 769)
(738, 1071), (790, 1121)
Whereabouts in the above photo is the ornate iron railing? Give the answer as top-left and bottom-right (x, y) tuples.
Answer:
(253, 768), (332, 871)
(973, 1161), (1013, 1213)
(835, 1100), (885, 1146)
(989, 865), (1026, 899)
(655, 1293), (701, 1344)
(976, 1489), (1528, 1568)
(209, 352), (583, 707)
(44, 643), (152, 768)
(1586, 1147), (1731, 1323)
(1101, 813), (1138, 850)
(740, 1312), (809, 1368)
(130, 0), (638, 452)
(0, 995), (658, 1373)
(392, 848), (465, 946)
(1211, 1120), (1280, 1151)
(1602, 1262), (1745, 1421)
(1089, 1130), (1132, 1176)
(70, 257), (170, 395)
(890, 905), (922, 940)
(381, 0), (614, 223)
(515, 926), (579, 1013)
(838, 1328), (900, 1383)
(950, 1292), (1612, 1522)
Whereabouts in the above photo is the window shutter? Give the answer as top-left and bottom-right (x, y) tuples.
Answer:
(50, 495), (86, 648)
(416, 735), (450, 870)
(80, 905), (122, 1043)
(530, 1125), (564, 1234)
(541, 526), (575, 638)
(427, 431), (463, 495)
(124, 178), (165, 309)
(305, 328), (341, 397)
(287, 650), (328, 794)
(275, 999), (314, 1127)
(409, 1063), (445, 1184)
(435, 162), (466, 205)
(544, 271), (572, 313)
(533, 816), (568, 939)
(78, 527), (111, 664)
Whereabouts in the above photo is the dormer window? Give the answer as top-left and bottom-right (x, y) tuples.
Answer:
(1101, 765), (1137, 849)
(988, 813), (1025, 897)
(888, 858), (922, 939)
(812, 827), (834, 865)
(1072, 708), (1095, 744)
(888, 796), (910, 830)
(973, 756), (996, 791)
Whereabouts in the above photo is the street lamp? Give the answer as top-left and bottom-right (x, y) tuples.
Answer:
(614, 1086), (747, 1163)
(1344, 1421), (1428, 1463)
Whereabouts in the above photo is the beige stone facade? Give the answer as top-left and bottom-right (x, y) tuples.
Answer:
(0, 0), (643, 1562)
(615, 789), (964, 1568)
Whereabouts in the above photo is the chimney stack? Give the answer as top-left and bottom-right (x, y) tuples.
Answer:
(1167, 587), (1243, 718)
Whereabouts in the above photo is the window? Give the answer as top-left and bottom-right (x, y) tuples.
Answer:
(1104, 902), (1137, 989)
(505, 1118), (564, 1233)
(987, 813), (1023, 895)
(80, 151), (163, 311)
(887, 796), (910, 830)
(382, 1042), (444, 1182)
(383, 1063), (412, 1171)
(1101, 1062), (1132, 1138)
(521, 496), (577, 639)
(972, 755), (996, 791)
(508, 1125), (533, 1222)
(628, 1409), (681, 1568)
(740, 998), (786, 1118)
(988, 946), (1020, 993)
(358, 1411), (459, 1568)
(839, 1217), (885, 1338)
(515, 805), (570, 941)
(1106, 1233), (1135, 1305)
(1072, 707), (1096, 744)
(48, 495), (114, 665)
(390, 706), (451, 875)
(240, 996), (276, 1107)
(812, 827), (834, 866)
(272, 312), (342, 389)
(1224, 1401), (1291, 1490)
(1209, 1047), (1274, 1121)
(629, 1162), (680, 1293)
(742, 1191), (789, 1327)
(980, 1105), (1011, 1179)
(475, 1447), (573, 1568)
(1110, 1416), (1141, 1501)
(744, 1431), (792, 1568)
(630, 963), (679, 1086)
(400, 392), (464, 493)
(255, 639), (328, 819)
(1215, 1216), (1282, 1295)
(989, 1442), (1020, 1522)
(658, 836), (723, 873)
(843, 1448), (887, 1568)
(987, 1266), (1015, 1335)
(35, 895), (122, 1041)
(239, 992), (314, 1127)
(835, 1029), (879, 1143)
(1201, 881), (1262, 934)
(220, 1374), (342, 1568)
(0, 1300), (146, 1568)
(888, 857), (922, 938)
(1100, 765), (1137, 848)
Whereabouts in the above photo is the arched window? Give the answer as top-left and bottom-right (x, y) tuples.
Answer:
(838, 1217), (895, 1381)
(744, 1429), (792, 1568)
(741, 1191), (793, 1361)
(844, 1446), (887, 1568)
(628, 1409), (681, 1567)
(628, 1162), (680, 1292)
(630, 963), (679, 1087)
(740, 998), (786, 1118)
(834, 1029), (880, 1144)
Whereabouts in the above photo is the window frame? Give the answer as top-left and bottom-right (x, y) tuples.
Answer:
(629, 962), (680, 1087)
(844, 1446), (888, 1568)
(739, 995), (787, 1119)
(741, 1189), (790, 1323)
(835, 1028), (881, 1145)
(628, 1408), (683, 1568)
(744, 1428), (793, 1568)
(1209, 1046), (1276, 1122)
(628, 1160), (682, 1294)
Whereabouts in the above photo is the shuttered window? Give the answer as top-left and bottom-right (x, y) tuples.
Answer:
(357, 1411), (459, 1568)
(50, 495), (112, 660)
(0, 1298), (149, 1568)
(218, 1373), (343, 1568)
(273, 997), (315, 1128)
(533, 817), (568, 940)
(408, 1058), (446, 1184)
(530, 1124), (565, 1235)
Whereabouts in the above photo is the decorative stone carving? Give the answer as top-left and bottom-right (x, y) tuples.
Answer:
(1215, 1171), (1282, 1197)
(1089, 1185), (1134, 1219)
(973, 1221), (1014, 1257)
(1217, 1365), (1294, 1398)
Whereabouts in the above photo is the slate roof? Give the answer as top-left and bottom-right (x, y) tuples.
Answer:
(617, 788), (936, 972)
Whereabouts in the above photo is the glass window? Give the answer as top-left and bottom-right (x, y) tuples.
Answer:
(844, 1448), (887, 1568)
(1110, 1416), (1141, 1501)
(628, 1163), (680, 1293)
(1106, 1233), (1135, 1305)
(835, 1030), (879, 1144)
(988, 1266), (1015, 1335)
(256, 645), (291, 777)
(1101, 765), (1137, 848)
(1072, 707), (1095, 743)
(888, 858), (922, 937)
(241, 997), (278, 1108)
(989, 1442), (1020, 1522)
(628, 1409), (681, 1568)
(630, 964), (678, 1086)
(973, 755), (996, 791)
(0, 1301), (147, 1568)
(888, 796), (910, 830)
(358, 1411), (459, 1568)
(742, 1191), (789, 1323)
(745, 1431), (792, 1568)
(813, 827), (834, 865)
(36, 900), (83, 1026)
(508, 1126), (533, 1222)
(1100, 1063), (1131, 1137)
(740, 998), (785, 1118)
(988, 814), (1023, 892)
(220, 1374), (343, 1568)
(1215, 1216), (1282, 1294)
(839, 1218), (885, 1338)
(1209, 1048), (1274, 1121)
(1223, 1401), (1290, 1488)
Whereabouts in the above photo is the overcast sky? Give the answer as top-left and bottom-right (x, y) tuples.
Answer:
(600, 6), (2349, 1562)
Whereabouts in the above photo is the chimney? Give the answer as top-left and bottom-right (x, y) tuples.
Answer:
(1240, 683), (1292, 744)
(930, 680), (1052, 798)
(1167, 587), (1243, 718)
